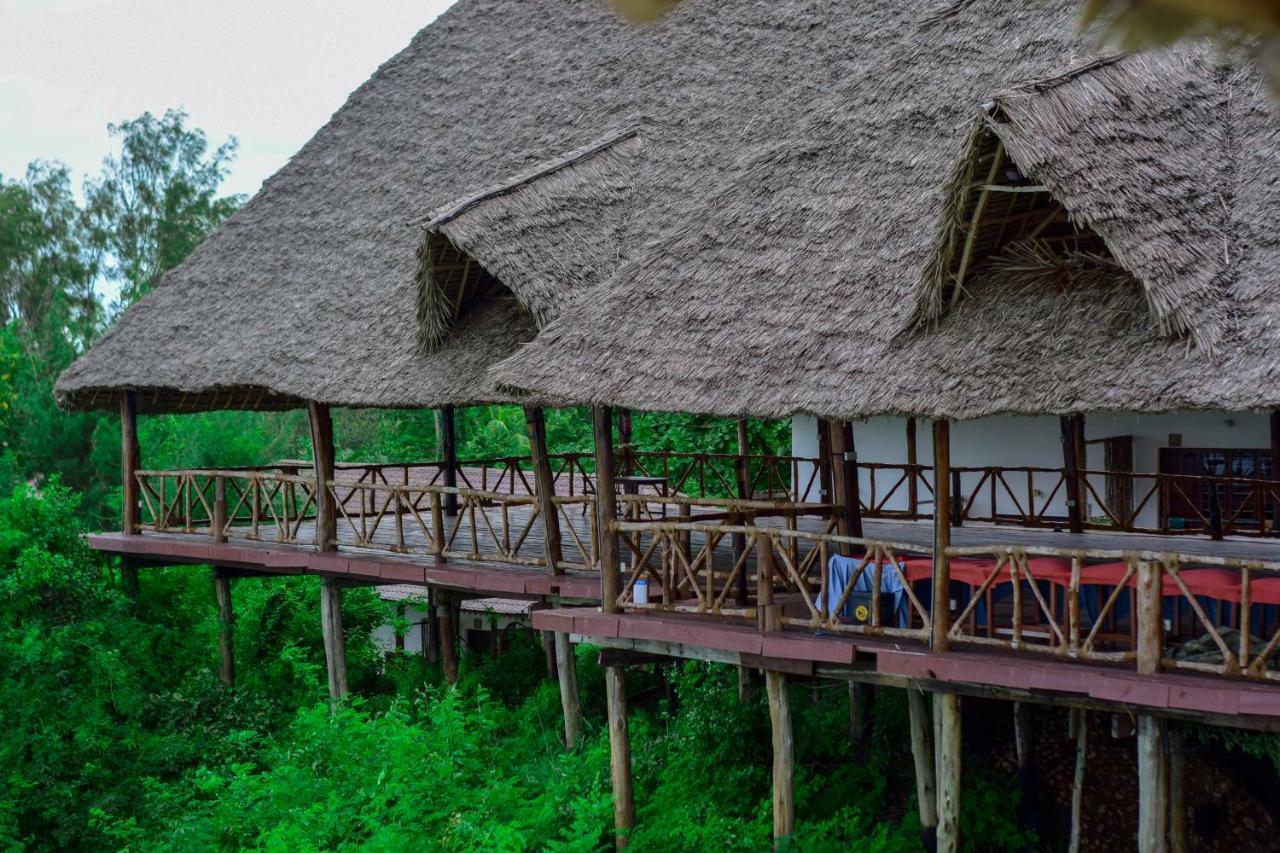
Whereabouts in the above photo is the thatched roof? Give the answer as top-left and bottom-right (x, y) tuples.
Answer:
(64, 0), (953, 414)
(494, 41), (1280, 420)
(417, 129), (640, 352)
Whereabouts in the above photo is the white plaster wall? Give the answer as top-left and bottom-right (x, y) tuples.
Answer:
(792, 412), (1271, 529)
(371, 604), (430, 655)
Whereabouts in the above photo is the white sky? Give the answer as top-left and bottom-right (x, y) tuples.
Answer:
(0, 0), (456, 198)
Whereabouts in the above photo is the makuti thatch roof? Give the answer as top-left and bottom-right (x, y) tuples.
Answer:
(416, 128), (640, 353)
(494, 39), (1280, 421)
(62, 0), (977, 414)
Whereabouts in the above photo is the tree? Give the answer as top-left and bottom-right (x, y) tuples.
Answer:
(84, 108), (244, 311)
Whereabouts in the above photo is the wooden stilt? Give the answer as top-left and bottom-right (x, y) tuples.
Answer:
(1137, 715), (1169, 852)
(541, 630), (557, 680)
(908, 686), (939, 852)
(935, 692), (962, 853)
(849, 682), (871, 753)
(438, 593), (458, 685)
(554, 631), (582, 748)
(932, 420), (953, 652)
(525, 406), (564, 573)
(307, 401), (337, 553)
(1069, 709), (1088, 853)
(1013, 702), (1038, 839)
(214, 571), (235, 688)
(319, 575), (348, 699)
(605, 665), (635, 847)
(766, 669), (795, 845)
(1168, 727), (1187, 853)
(441, 404), (458, 517)
(425, 587), (440, 665)
(738, 665), (758, 703)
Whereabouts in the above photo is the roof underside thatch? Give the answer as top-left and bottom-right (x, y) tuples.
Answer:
(493, 41), (1280, 420)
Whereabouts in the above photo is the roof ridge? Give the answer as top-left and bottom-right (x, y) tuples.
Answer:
(420, 127), (641, 231)
(995, 52), (1129, 100)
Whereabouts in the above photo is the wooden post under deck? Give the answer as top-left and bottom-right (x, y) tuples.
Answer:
(554, 631), (582, 748)
(1137, 715), (1169, 852)
(1069, 709), (1088, 853)
(932, 420), (953, 652)
(308, 401), (337, 553)
(593, 404), (634, 844)
(908, 686), (939, 852)
(605, 664), (635, 847)
(1169, 726), (1187, 853)
(319, 575), (348, 699)
(935, 692), (962, 853)
(766, 668), (795, 845)
(1013, 702), (1038, 837)
(214, 570), (235, 687)
(438, 592), (459, 684)
(524, 406), (563, 573)
(441, 404), (458, 517)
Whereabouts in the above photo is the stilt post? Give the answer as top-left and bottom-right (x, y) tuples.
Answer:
(605, 665), (635, 847)
(1169, 726), (1187, 853)
(441, 404), (458, 516)
(1069, 709), (1088, 853)
(908, 686), (939, 852)
(214, 570), (235, 687)
(307, 401), (337, 553)
(438, 592), (459, 684)
(1013, 702), (1038, 839)
(524, 406), (564, 573)
(907, 417), (920, 517)
(935, 692), (962, 853)
(554, 632), (582, 748)
(766, 669), (795, 845)
(1137, 715), (1169, 852)
(319, 575), (348, 699)
(121, 391), (141, 535)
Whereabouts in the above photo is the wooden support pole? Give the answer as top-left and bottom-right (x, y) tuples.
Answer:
(214, 570), (235, 688)
(1168, 726), (1187, 853)
(766, 670), (795, 845)
(121, 391), (140, 535)
(734, 418), (751, 606)
(617, 408), (634, 477)
(1069, 709), (1088, 853)
(605, 664), (635, 847)
(907, 417), (920, 517)
(441, 404), (458, 517)
(1137, 715), (1169, 853)
(212, 476), (227, 543)
(908, 686), (939, 852)
(425, 587), (440, 666)
(307, 401), (337, 553)
(524, 406), (564, 573)
(594, 405), (621, 613)
(1271, 410), (1280, 538)
(1013, 702), (1038, 838)
(840, 421), (864, 540)
(817, 417), (834, 506)
(935, 692), (962, 853)
(932, 420), (953, 652)
(849, 682), (872, 753)
(553, 631), (582, 748)
(438, 592), (459, 685)
(1060, 415), (1085, 534)
(319, 575), (348, 699)
(541, 630), (557, 679)
(1137, 561), (1164, 676)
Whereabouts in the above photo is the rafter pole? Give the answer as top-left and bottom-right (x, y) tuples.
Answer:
(950, 140), (1006, 308)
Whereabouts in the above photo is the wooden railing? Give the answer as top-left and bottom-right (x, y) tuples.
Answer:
(630, 451), (821, 502)
(135, 468), (318, 545)
(324, 479), (597, 571)
(610, 513), (1280, 684)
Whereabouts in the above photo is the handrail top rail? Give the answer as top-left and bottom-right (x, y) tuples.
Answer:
(947, 543), (1280, 571)
(616, 493), (828, 512)
(613, 518), (931, 555)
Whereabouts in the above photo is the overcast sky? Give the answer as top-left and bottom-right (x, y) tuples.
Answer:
(1, 0), (456, 198)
